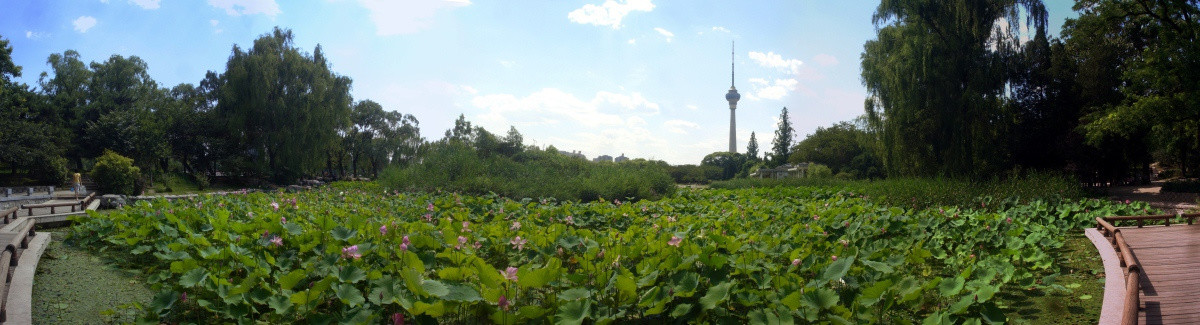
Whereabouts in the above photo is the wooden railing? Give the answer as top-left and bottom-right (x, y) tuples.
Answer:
(0, 207), (15, 225)
(19, 192), (95, 216)
(1094, 214), (1192, 325)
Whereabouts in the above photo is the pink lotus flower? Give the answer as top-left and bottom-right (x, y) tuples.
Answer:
(342, 245), (361, 259)
(400, 242), (409, 251)
(402, 235), (411, 246)
(831, 255), (838, 261)
(1006, 217), (1012, 223)
(503, 267), (519, 282)
(510, 221), (521, 231)
(270, 202), (279, 211)
(667, 216), (677, 223)
(498, 294), (510, 311)
(791, 258), (801, 266)
(667, 236), (682, 247)
(380, 225), (388, 235)
(427, 203), (435, 211)
(423, 213), (433, 222)
(392, 313), (405, 325)
(564, 215), (575, 225)
(181, 292), (187, 303)
(813, 215), (820, 220)
(510, 236), (527, 251)
(281, 216), (287, 224)
(462, 221), (471, 232)
(455, 236), (467, 250)
(473, 241), (482, 250)
(270, 236), (283, 247)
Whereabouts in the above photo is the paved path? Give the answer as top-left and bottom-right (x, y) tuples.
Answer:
(1114, 225), (1200, 324)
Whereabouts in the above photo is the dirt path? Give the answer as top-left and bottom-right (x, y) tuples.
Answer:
(1105, 181), (1198, 214)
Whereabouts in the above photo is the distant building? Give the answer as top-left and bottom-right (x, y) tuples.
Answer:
(561, 150), (587, 160)
(614, 153), (629, 163)
(752, 162), (809, 179)
(594, 155), (613, 163)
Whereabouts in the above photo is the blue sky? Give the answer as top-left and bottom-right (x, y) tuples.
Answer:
(1, 0), (1080, 165)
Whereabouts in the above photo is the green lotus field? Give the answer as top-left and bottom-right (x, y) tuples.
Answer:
(70, 183), (1149, 324)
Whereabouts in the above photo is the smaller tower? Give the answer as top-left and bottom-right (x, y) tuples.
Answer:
(726, 41), (740, 153)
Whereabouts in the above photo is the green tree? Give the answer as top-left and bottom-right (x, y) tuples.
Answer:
(769, 107), (795, 167)
(91, 150), (141, 195)
(38, 50), (92, 169)
(701, 152), (749, 180)
(790, 120), (883, 179)
(0, 35), (69, 183)
(1072, 0), (1200, 177)
(214, 27), (353, 183)
(745, 131), (759, 161)
(861, 0), (1047, 177)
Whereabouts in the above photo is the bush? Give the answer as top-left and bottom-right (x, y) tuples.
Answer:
(808, 163), (833, 178)
(379, 143), (675, 201)
(92, 150), (142, 195)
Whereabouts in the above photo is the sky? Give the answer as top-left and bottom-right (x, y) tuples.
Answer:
(0, 0), (1080, 165)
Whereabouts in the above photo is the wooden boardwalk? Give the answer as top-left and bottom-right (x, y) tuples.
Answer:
(1120, 225), (1200, 324)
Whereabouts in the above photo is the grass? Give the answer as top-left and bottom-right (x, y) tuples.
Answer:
(146, 172), (239, 195)
(34, 228), (154, 324)
(999, 233), (1105, 324)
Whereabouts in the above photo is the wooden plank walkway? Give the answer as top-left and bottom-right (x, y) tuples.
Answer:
(1117, 225), (1200, 324)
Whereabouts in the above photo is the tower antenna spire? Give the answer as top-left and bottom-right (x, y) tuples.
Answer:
(730, 41), (735, 88)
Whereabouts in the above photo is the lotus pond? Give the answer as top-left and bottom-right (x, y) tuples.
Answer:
(69, 183), (1150, 324)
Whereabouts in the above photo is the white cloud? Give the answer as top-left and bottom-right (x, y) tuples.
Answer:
(711, 26), (730, 33)
(471, 88), (659, 131)
(627, 38), (636, 44)
(73, 16), (97, 33)
(664, 119), (699, 134)
(207, 0), (281, 16)
(748, 51), (803, 75)
(567, 0), (654, 29)
(356, 0), (470, 35)
(24, 31), (47, 39)
(686, 104), (698, 110)
(498, 60), (515, 68)
(99, 0), (109, 3)
(129, 0), (160, 9)
(210, 19), (219, 26)
(749, 78), (799, 100)
(654, 27), (673, 42)
(813, 53), (838, 66)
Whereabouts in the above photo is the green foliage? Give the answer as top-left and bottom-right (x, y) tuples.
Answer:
(808, 163), (833, 179)
(70, 183), (1151, 323)
(791, 120), (883, 179)
(92, 150), (141, 195)
(745, 132), (759, 160)
(862, 0), (1047, 177)
(710, 172), (1084, 211)
(214, 27), (353, 183)
(770, 107), (795, 167)
(701, 152), (751, 181)
(667, 164), (717, 184)
(379, 142), (674, 202)
(32, 155), (70, 185)
(1073, 0), (1200, 177)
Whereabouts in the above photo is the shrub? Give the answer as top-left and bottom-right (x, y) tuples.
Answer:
(92, 150), (142, 195)
(808, 163), (833, 178)
(379, 143), (675, 201)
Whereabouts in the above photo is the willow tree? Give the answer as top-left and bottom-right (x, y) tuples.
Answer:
(215, 27), (352, 182)
(861, 0), (1047, 177)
